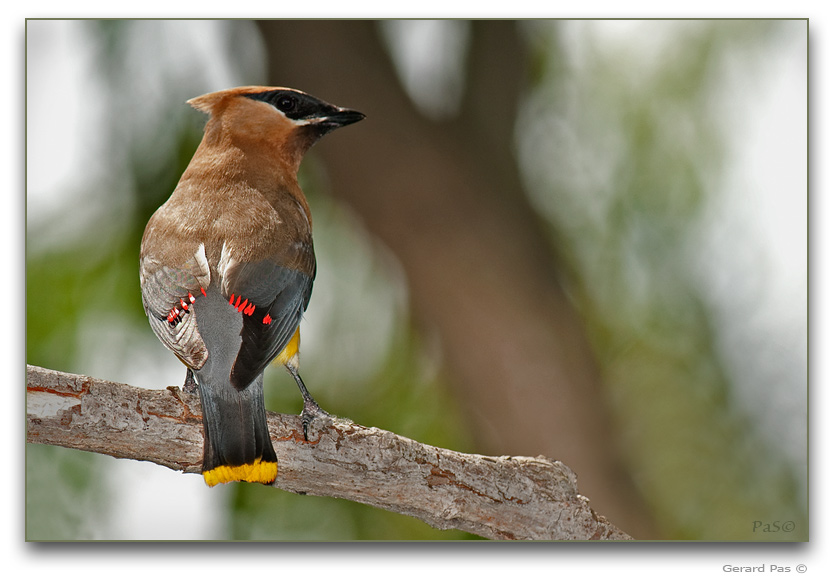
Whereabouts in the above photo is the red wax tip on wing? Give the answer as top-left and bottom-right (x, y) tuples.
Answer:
(229, 293), (236, 305)
(245, 303), (255, 316)
(235, 295), (242, 309)
(237, 298), (248, 313)
(263, 313), (272, 325)
(200, 287), (207, 296)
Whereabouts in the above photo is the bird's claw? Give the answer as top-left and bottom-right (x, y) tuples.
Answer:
(183, 368), (199, 394)
(300, 398), (330, 441)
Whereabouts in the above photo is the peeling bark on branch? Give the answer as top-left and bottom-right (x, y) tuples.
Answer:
(25, 365), (632, 541)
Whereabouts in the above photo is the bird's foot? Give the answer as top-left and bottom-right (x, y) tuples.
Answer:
(183, 368), (198, 394)
(289, 367), (330, 441)
(300, 396), (330, 441)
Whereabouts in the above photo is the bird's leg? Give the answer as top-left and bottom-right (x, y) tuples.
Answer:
(183, 367), (199, 394)
(289, 369), (329, 441)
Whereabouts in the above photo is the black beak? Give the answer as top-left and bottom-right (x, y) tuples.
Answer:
(318, 107), (365, 129)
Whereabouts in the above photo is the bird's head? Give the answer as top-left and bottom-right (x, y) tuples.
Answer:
(187, 86), (365, 171)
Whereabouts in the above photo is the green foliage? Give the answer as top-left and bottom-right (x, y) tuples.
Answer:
(26, 445), (109, 541)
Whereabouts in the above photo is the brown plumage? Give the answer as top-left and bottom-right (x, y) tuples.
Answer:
(139, 86), (364, 486)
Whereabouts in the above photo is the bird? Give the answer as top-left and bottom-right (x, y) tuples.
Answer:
(139, 86), (364, 487)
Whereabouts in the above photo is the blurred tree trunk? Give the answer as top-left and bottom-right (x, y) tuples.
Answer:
(256, 20), (655, 538)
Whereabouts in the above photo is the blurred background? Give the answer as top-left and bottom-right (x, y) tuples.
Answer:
(25, 19), (807, 541)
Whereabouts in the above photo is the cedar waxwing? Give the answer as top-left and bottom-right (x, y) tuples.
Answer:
(139, 86), (364, 486)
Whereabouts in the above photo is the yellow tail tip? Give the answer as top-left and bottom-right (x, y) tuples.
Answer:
(202, 459), (278, 487)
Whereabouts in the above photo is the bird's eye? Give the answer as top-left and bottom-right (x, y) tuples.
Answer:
(276, 95), (297, 113)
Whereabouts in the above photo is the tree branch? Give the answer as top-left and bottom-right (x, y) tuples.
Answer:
(25, 364), (631, 541)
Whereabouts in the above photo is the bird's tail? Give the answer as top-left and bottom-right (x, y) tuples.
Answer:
(195, 371), (278, 487)
(187, 285), (278, 486)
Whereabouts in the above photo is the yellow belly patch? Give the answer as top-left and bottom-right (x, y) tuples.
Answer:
(202, 459), (278, 487)
(275, 327), (301, 370)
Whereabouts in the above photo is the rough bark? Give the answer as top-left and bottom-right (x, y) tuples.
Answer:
(26, 364), (631, 541)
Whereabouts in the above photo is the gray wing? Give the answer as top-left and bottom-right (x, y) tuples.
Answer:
(140, 247), (212, 370)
